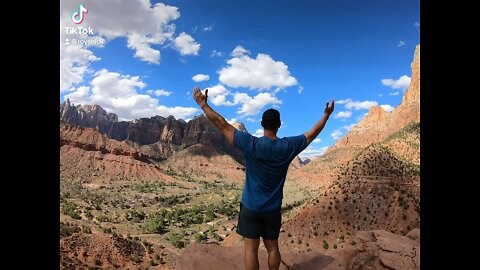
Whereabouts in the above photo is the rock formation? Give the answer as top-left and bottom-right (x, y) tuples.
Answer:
(300, 44), (420, 183)
(175, 228), (420, 270)
(60, 121), (180, 183)
(60, 102), (245, 164)
(331, 44), (420, 150)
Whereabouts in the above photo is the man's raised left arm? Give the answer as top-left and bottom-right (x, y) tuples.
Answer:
(192, 86), (235, 145)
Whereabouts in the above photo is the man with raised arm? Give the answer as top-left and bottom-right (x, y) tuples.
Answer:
(193, 86), (334, 270)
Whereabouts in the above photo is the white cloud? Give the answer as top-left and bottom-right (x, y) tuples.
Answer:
(254, 129), (264, 137)
(298, 86), (304, 94)
(233, 92), (282, 116)
(211, 95), (236, 106)
(174, 32), (200, 56)
(194, 85), (283, 116)
(313, 138), (321, 143)
(210, 50), (224, 57)
(334, 111), (352, 119)
(65, 69), (198, 121)
(146, 89), (172, 96)
(126, 33), (162, 64)
(299, 146), (329, 159)
(192, 74), (210, 82)
(60, 0), (187, 91)
(389, 91), (400, 96)
(414, 22), (420, 29)
(246, 118), (256, 122)
(231, 46), (250, 57)
(378, 93), (383, 97)
(60, 42), (100, 92)
(337, 99), (378, 110)
(203, 26), (213, 32)
(380, 104), (395, 112)
(219, 48), (297, 90)
(227, 118), (238, 124)
(331, 130), (343, 140)
(206, 85), (228, 97)
(398, 41), (406, 47)
(381, 75), (411, 90)
(205, 84), (235, 106)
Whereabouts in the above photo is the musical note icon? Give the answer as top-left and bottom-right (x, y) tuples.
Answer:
(71, 4), (88, 24)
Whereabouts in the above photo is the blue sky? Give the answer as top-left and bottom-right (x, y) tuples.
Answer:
(60, 0), (419, 159)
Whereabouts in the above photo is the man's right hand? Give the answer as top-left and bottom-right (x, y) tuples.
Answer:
(193, 86), (209, 108)
(324, 99), (335, 116)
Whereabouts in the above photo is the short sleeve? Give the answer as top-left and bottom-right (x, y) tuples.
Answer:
(287, 134), (308, 157)
(233, 129), (254, 153)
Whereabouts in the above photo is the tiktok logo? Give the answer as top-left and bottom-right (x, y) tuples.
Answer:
(71, 4), (88, 24)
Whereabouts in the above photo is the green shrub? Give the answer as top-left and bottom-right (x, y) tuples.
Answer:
(194, 233), (206, 243)
(168, 233), (184, 248)
(126, 210), (146, 223)
(144, 219), (166, 234)
(96, 215), (111, 223)
(204, 209), (215, 223)
(61, 201), (81, 220)
(214, 233), (223, 242)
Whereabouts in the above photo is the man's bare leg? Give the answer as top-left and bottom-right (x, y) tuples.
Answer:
(263, 238), (281, 270)
(244, 237), (260, 270)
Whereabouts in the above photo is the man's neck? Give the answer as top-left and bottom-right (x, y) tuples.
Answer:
(264, 129), (278, 140)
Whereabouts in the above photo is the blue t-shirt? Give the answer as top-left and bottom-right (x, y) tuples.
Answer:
(233, 130), (308, 212)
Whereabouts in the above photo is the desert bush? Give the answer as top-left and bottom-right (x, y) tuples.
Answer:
(168, 233), (184, 248)
(96, 215), (111, 223)
(84, 209), (94, 220)
(204, 208), (215, 223)
(144, 219), (166, 234)
(126, 210), (146, 223)
(61, 201), (81, 220)
(214, 233), (223, 242)
(194, 232), (206, 243)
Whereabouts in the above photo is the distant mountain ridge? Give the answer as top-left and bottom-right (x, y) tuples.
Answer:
(60, 100), (248, 164)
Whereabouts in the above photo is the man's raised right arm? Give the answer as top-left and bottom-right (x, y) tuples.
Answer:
(304, 99), (335, 145)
